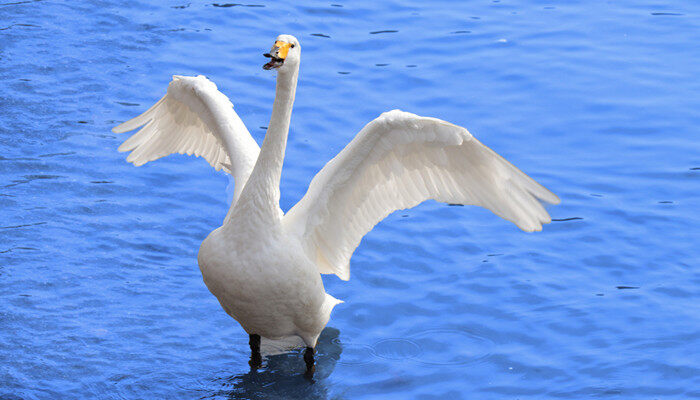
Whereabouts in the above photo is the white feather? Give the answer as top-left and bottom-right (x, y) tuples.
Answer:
(284, 110), (559, 280)
(114, 75), (260, 203)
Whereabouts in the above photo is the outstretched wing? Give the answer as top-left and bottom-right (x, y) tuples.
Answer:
(113, 75), (260, 202)
(284, 110), (559, 280)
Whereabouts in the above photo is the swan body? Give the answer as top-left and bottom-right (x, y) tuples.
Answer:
(113, 34), (559, 370)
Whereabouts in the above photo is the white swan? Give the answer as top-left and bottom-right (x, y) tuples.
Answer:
(113, 34), (559, 376)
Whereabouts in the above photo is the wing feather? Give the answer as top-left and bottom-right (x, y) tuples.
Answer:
(284, 110), (559, 280)
(113, 75), (260, 200)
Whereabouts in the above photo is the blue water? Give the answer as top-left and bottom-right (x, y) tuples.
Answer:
(1, 0), (699, 398)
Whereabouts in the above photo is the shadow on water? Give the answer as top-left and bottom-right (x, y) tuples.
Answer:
(203, 328), (343, 400)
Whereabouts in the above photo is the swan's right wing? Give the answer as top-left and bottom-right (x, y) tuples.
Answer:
(113, 75), (260, 200)
(284, 110), (559, 281)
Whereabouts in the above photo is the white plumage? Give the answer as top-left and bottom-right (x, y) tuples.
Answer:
(285, 110), (558, 280)
(114, 75), (260, 204)
(114, 34), (558, 368)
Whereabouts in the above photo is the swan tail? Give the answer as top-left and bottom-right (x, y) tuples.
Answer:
(322, 293), (344, 323)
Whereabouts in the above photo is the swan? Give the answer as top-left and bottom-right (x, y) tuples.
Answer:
(113, 34), (559, 376)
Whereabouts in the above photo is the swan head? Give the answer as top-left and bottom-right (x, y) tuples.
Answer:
(263, 34), (300, 72)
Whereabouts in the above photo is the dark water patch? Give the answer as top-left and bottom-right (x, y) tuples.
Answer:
(207, 328), (341, 396)
(311, 33), (330, 38)
(259, 126), (267, 130)
(448, 203), (464, 206)
(690, 167), (700, 170)
(657, 201), (673, 204)
(552, 217), (583, 222)
(616, 286), (640, 290)
(0, 246), (38, 254)
(90, 180), (114, 184)
(0, 23), (40, 30)
(370, 30), (398, 34)
(543, 6), (555, 9)
(0, 0), (41, 6)
(5, 174), (63, 188)
(171, 3), (189, 8)
(0, 155), (36, 161)
(77, 120), (88, 124)
(651, 12), (683, 16)
(406, 64), (417, 68)
(115, 101), (140, 107)
(212, 3), (264, 7)
(451, 30), (471, 34)
(331, 4), (343, 7)
(337, 71), (350, 75)
(375, 63), (389, 67)
(0, 222), (46, 230)
(39, 152), (75, 158)
(590, 193), (603, 197)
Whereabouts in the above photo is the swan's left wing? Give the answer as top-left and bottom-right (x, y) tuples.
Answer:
(113, 75), (260, 202)
(284, 110), (559, 280)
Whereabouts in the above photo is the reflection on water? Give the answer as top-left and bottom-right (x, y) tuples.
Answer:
(203, 328), (342, 400)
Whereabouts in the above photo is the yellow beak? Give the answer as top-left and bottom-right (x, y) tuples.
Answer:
(273, 41), (292, 59)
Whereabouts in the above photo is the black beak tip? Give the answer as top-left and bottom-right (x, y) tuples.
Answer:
(263, 53), (272, 58)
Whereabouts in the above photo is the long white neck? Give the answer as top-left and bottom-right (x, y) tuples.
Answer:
(226, 65), (298, 225)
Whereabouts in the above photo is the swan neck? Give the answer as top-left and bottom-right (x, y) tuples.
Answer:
(230, 67), (298, 223)
(263, 68), (297, 175)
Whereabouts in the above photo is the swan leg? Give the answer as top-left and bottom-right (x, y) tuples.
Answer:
(249, 334), (262, 369)
(303, 346), (315, 378)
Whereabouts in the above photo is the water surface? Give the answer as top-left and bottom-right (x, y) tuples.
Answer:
(1, 0), (699, 399)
